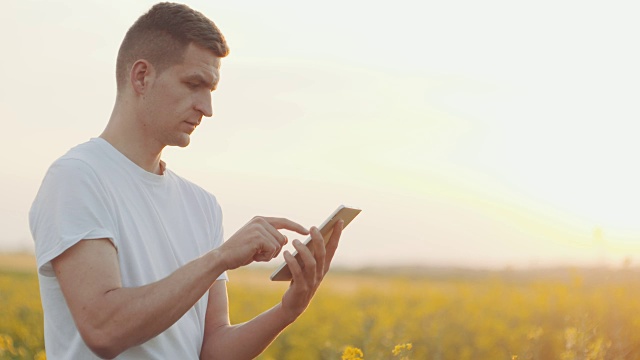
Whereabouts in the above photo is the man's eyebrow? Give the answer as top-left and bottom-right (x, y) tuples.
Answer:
(185, 74), (218, 91)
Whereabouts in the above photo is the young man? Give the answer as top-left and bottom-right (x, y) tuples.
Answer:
(29, 3), (343, 359)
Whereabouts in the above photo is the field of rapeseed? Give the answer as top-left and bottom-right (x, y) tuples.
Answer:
(0, 267), (44, 360)
(2, 254), (640, 359)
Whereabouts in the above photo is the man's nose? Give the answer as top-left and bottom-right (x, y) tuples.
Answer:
(197, 95), (213, 117)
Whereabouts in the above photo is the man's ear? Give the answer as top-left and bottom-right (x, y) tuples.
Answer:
(130, 59), (154, 95)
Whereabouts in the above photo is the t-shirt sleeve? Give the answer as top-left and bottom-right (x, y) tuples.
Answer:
(29, 158), (118, 277)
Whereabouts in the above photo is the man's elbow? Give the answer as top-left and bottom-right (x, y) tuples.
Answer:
(79, 326), (126, 359)
(200, 324), (239, 360)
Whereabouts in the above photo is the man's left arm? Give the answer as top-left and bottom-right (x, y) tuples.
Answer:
(200, 221), (343, 360)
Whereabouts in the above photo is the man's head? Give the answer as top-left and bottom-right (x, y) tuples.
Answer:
(108, 3), (229, 150)
(115, 2), (229, 93)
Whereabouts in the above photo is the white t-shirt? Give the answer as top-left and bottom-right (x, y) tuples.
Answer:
(29, 138), (227, 359)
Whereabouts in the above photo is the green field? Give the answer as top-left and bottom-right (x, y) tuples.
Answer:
(2, 254), (640, 359)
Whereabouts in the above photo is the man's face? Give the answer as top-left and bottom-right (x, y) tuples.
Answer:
(142, 43), (220, 148)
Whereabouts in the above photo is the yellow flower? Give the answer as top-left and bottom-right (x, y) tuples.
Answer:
(35, 350), (47, 360)
(392, 343), (413, 356)
(342, 346), (364, 360)
(0, 334), (18, 355)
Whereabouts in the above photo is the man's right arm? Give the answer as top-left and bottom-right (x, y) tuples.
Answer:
(52, 238), (225, 359)
(52, 216), (306, 359)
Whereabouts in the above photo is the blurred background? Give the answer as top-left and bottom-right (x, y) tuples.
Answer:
(1, 0), (639, 269)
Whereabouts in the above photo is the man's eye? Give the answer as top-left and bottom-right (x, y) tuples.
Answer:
(187, 82), (199, 89)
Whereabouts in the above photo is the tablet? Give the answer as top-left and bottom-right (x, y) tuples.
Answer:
(270, 205), (361, 281)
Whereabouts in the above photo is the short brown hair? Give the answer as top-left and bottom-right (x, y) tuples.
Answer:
(115, 2), (229, 91)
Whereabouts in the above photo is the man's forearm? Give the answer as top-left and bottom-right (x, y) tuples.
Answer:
(201, 303), (295, 360)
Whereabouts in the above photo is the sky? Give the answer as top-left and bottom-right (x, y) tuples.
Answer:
(1, 0), (639, 269)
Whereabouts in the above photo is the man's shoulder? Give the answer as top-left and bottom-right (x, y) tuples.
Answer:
(53, 139), (104, 167)
(46, 139), (104, 177)
(39, 138), (126, 192)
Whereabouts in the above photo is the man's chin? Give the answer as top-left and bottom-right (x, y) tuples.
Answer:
(169, 134), (191, 148)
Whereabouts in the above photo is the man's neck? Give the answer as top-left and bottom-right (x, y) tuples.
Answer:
(100, 105), (165, 175)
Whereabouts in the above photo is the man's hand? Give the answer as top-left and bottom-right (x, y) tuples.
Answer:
(280, 220), (343, 321)
(218, 217), (309, 271)
(199, 219), (343, 360)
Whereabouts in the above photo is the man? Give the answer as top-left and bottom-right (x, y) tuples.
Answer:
(29, 3), (343, 359)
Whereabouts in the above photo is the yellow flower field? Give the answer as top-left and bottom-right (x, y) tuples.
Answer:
(0, 267), (45, 360)
(2, 254), (640, 359)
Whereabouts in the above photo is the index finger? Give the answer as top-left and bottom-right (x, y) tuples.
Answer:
(264, 217), (309, 236)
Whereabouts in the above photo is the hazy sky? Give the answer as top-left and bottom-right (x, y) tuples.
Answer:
(2, 0), (639, 268)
